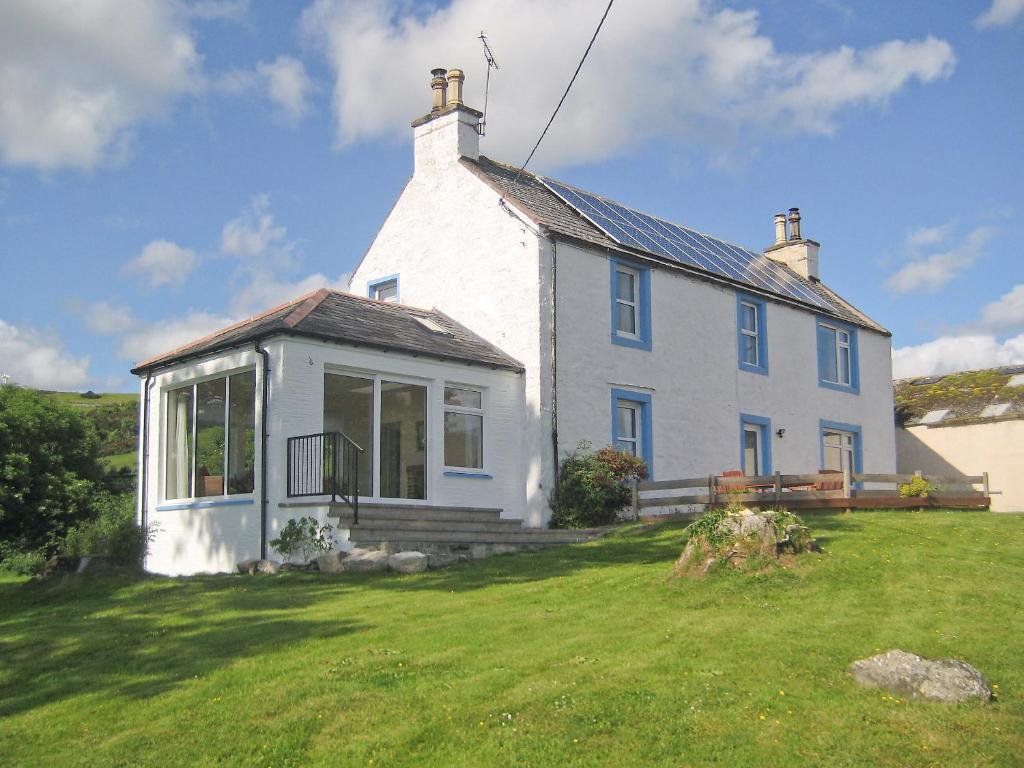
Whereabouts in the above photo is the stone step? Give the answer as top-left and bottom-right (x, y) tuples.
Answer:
(338, 517), (526, 534)
(347, 528), (602, 545)
(327, 504), (504, 523)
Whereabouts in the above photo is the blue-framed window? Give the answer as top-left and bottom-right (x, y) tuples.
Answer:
(737, 293), (768, 375)
(819, 419), (863, 476)
(610, 257), (652, 350)
(816, 317), (859, 393)
(368, 274), (400, 303)
(611, 388), (653, 477)
(739, 414), (772, 476)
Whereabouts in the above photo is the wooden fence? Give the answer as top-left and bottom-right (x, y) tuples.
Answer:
(632, 470), (991, 517)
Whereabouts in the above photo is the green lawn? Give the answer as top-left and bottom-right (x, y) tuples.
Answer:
(1, 511), (1022, 767)
(38, 391), (137, 409)
(98, 451), (137, 471)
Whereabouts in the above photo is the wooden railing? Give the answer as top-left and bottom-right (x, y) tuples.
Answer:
(632, 470), (991, 517)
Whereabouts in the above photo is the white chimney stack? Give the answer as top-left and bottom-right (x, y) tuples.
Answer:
(765, 207), (820, 280)
(411, 67), (482, 173)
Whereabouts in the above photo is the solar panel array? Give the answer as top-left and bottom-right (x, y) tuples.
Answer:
(540, 177), (834, 311)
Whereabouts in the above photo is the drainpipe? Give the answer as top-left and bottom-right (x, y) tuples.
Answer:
(550, 239), (559, 493)
(255, 341), (271, 560)
(139, 372), (155, 563)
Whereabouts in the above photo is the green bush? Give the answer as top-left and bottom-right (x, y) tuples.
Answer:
(0, 543), (46, 576)
(61, 492), (154, 561)
(270, 517), (335, 563)
(549, 442), (648, 529)
(898, 476), (933, 498)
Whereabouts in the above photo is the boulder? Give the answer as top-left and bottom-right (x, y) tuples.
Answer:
(849, 650), (992, 703)
(342, 549), (389, 573)
(388, 551), (428, 574)
(316, 552), (348, 574)
(236, 559), (258, 574)
(248, 559), (281, 575)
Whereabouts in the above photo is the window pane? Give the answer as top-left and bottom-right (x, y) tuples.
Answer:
(741, 303), (757, 332)
(616, 302), (636, 334)
(616, 270), (635, 302)
(375, 281), (398, 302)
(838, 345), (851, 385)
(380, 381), (427, 499)
(615, 439), (636, 455)
(324, 374), (374, 497)
(227, 371), (256, 494)
(195, 378), (226, 497)
(444, 412), (483, 468)
(444, 386), (481, 409)
(743, 428), (759, 476)
(819, 326), (838, 382)
(617, 403), (637, 439)
(166, 387), (193, 500)
(741, 333), (758, 365)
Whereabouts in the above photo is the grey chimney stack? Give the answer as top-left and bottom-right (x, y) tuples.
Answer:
(788, 207), (802, 241)
(446, 68), (465, 107)
(430, 68), (448, 113)
(773, 213), (787, 244)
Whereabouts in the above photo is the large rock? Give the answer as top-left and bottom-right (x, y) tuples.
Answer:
(236, 559), (258, 574)
(388, 551), (428, 574)
(342, 549), (389, 573)
(849, 650), (992, 703)
(316, 552), (348, 574)
(244, 559), (281, 575)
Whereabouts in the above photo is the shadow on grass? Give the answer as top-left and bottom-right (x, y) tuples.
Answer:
(0, 574), (368, 719)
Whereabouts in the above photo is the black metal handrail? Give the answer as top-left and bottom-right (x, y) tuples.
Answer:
(286, 431), (365, 524)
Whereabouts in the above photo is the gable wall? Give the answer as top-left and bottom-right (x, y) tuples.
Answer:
(553, 241), (897, 480)
(349, 163), (554, 525)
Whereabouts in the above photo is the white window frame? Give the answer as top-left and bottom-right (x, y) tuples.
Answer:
(740, 300), (760, 367)
(743, 424), (761, 476)
(442, 385), (485, 472)
(821, 323), (852, 386)
(373, 278), (399, 303)
(615, 400), (641, 456)
(163, 369), (257, 503)
(822, 429), (855, 473)
(614, 265), (640, 339)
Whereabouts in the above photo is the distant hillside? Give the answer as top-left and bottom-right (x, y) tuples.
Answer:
(36, 389), (139, 462)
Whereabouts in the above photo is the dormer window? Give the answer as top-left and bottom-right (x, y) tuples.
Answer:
(369, 275), (399, 303)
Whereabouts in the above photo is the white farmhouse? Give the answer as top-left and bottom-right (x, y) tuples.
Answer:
(134, 68), (896, 575)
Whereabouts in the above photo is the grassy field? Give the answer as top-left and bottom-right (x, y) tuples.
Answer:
(1, 511), (1022, 767)
(98, 451), (137, 470)
(38, 390), (137, 409)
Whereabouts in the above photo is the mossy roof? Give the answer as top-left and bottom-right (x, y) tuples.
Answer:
(894, 365), (1024, 427)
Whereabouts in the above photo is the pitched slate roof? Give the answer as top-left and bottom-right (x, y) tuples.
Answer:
(894, 365), (1024, 427)
(131, 289), (524, 374)
(466, 156), (887, 335)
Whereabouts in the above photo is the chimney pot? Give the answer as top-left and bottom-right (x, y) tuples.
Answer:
(446, 68), (465, 107)
(773, 213), (787, 245)
(430, 68), (448, 113)
(788, 207), (802, 241)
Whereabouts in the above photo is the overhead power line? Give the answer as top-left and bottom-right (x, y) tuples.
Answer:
(513, 0), (615, 184)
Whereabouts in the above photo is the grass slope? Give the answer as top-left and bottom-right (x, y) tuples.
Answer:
(1, 511), (1022, 767)
(38, 391), (137, 409)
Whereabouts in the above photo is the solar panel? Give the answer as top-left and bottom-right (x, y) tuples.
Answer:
(540, 177), (834, 310)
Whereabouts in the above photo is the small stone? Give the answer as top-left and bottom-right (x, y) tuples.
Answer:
(236, 559), (258, 574)
(469, 544), (489, 560)
(849, 650), (992, 703)
(342, 549), (389, 573)
(252, 559), (281, 575)
(316, 552), (347, 574)
(388, 551), (428, 574)
(699, 557), (717, 575)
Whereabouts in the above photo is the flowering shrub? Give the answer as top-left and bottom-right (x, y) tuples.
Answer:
(898, 476), (933, 498)
(549, 442), (648, 529)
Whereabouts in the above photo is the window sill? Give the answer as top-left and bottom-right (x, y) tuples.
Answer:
(443, 470), (493, 479)
(155, 497), (255, 511)
(818, 379), (860, 395)
(611, 333), (652, 351)
(739, 362), (769, 376)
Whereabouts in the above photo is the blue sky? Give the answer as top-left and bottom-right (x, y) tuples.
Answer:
(0, 0), (1021, 392)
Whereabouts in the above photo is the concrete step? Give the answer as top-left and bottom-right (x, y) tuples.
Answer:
(327, 503), (504, 523)
(338, 517), (526, 533)
(347, 528), (603, 545)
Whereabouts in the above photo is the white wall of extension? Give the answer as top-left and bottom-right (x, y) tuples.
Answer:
(138, 337), (524, 576)
(552, 241), (897, 481)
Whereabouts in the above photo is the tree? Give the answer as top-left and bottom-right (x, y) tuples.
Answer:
(0, 385), (104, 555)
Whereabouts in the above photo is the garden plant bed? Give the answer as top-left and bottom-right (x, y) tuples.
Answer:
(1, 510), (1022, 766)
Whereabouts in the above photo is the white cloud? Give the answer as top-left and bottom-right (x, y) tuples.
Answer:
(301, 0), (955, 168)
(123, 239), (198, 288)
(183, 0), (250, 22)
(229, 270), (350, 317)
(905, 222), (953, 250)
(258, 56), (313, 121)
(975, 0), (1024, 29)
(0, 0), (202, 171)
(0, 319), (92, 389)
(84, 301), (136, 335)
(118, 310), (234, 362)
(892, 333), (1024, 379)
(884, 226), (994, 295)
(221, 194), (294, 265)
(973, 284), (1024, 335)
